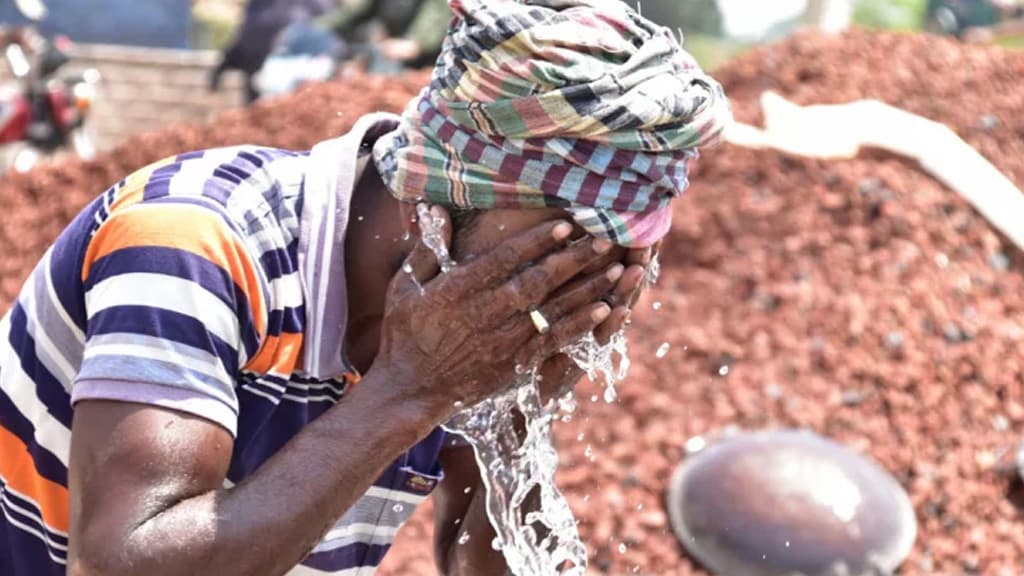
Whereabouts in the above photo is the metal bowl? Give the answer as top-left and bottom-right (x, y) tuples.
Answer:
(667, 429), (916, 576)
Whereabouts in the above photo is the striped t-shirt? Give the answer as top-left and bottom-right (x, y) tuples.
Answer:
(0, 114), (452, 575)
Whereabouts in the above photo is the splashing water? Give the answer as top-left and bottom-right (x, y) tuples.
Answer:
(414, 210), (634, 575)
(416, 203), (456, 274)
(562, 331), (630, 404)
(643, 253), (661, 289)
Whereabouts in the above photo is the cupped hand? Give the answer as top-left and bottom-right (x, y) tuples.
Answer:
(371, 206), (628, 413)
(534, 242), (659, 402)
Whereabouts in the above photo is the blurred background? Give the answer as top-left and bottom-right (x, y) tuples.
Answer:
(1, 1), (1023, 575)
(0, 0), (1015, 160)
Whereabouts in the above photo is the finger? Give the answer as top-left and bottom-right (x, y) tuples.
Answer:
(537, 354), (582, 402)
(625, 245), (654, 267)
(395, 205), (452, 298)
(392, 239), (438, 298)
(514, 302), (611, 369)
(610, 265), (645, 307)
(595, 305), (630, 345)
(488, 236), (616, 316)
(499, 263), (622, 341)
(439, 220), (576, 296)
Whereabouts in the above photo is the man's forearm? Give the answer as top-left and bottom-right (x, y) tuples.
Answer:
(72, 368), (445, 576)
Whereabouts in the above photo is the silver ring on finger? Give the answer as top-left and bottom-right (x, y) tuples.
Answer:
(529, 308), (551, 335)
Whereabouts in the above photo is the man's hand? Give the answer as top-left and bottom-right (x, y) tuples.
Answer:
(535, 242), (657, 402)
(371, 206), (626, 414)
(432, 242), (657, 576)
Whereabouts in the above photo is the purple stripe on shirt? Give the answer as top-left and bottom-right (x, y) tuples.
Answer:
(301, 542), (391, 571)
(0, 386), (67, 486)
(5, 304), (73, 428)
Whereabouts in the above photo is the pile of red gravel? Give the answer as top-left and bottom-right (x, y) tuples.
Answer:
(3, 30), (1023, 575)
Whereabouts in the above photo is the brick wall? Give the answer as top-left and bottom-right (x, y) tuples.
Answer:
(63, 43), (246, 150)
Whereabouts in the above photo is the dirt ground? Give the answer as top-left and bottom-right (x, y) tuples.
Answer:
(2, 30), (1023, 575)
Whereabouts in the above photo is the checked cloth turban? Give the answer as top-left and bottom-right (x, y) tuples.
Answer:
(373, 0), (733, 247)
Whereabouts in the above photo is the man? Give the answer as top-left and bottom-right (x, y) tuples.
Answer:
(0, 1), (730, 575)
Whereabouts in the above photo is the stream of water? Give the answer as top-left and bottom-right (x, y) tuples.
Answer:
(416, 208), (644, 575)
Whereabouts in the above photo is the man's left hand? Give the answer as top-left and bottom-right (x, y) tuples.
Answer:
(536, 243), (656, 402)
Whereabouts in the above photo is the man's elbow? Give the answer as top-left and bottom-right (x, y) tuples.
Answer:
(67, 527), (146, 576)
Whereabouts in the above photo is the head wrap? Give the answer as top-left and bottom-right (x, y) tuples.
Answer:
(373, 0), (732, 247)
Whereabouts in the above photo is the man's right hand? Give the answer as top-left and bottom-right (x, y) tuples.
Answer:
(372, 206), (624, 413)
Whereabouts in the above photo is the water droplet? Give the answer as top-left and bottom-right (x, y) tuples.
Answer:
(718, 365), (730, 376)
(685, 435), (707, 454)
(453, 400), (464, 409)
(402, 263), (414, 274)
(584, 444), (594, 461)
(458, 533), (471, 545)
(401, 232), (411, 241)
(590, 394), (599, 403)
(514, 364), (527, 375)
(636, 503), (644, 511)
(374, 234), (380, 240)
(656, 342), (670, 358)
(603, 386), (617, 403)
(491, 537), (503, 551)
(631, 566), (640, 574)
(392, 503), (404, 513)
(935, 253), (949, 268)
(356, 215), (364, 222)
(618, 543), (627, 554)
(785, 540), (791, 547)
(652, 301), (662, 310)
(453, 518), (461, 525)
(583, 494), (591, 502)
(577, 433), (585, 442)
(499, 224), (507, 231)
(643, 253), (661, 288)
(463, 486), (473, 494)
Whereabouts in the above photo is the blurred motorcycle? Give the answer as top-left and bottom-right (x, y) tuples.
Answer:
(0, 27), (100, 172)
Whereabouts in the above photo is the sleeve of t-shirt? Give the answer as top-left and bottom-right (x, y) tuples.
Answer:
(71, 200), (265, 438)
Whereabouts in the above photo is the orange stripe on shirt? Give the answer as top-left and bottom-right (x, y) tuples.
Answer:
(0, 425), (69, 533)
(243, 331), (303, 376)
(81, 203), (267, 337)
(108, 156), (178, 213)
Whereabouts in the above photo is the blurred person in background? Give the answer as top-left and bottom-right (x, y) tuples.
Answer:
(252, 0), (450, 99)
(317, 0), (451, 71)
(0, 1), (729, 575)
(210, 0), (335, 103)
(926, 0), (1024, 41)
